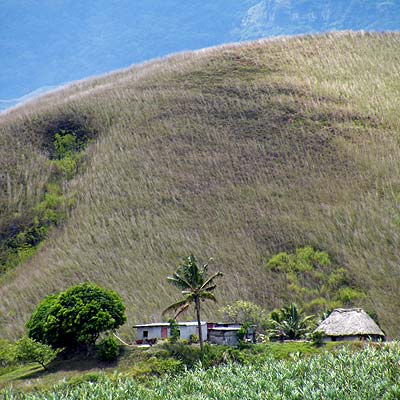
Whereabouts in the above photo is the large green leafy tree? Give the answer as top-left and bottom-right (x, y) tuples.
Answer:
(163, 255), (223, 351)
(27, 283), (126, 351)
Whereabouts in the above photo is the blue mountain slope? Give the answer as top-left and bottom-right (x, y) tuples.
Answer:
(1, 0), (399, 109)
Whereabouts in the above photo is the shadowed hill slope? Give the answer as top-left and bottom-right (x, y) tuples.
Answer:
(1, 32), (400, 339)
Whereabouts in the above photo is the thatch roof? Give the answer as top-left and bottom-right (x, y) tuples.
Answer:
(315, 308), (384, 337)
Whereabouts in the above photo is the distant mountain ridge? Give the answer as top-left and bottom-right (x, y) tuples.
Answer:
(237, 0), (400, 39)
(1, 0), (399, 111)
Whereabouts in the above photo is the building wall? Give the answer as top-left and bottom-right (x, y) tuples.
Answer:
(209, 330), (239, 346)
(136, 323), (207, 342)
(136, 326), (163, 340)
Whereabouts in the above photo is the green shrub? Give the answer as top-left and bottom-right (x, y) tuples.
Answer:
(126, 357), (183, 380)
(160, 341), (201, 368)
(334, 287), (366, 303)
(160, 341), (246, 369)
(168, 319), (180, 344)
(96, 336), (120, 362)
(310, 330), (324, 347)
(265, 247), (365, 313)
(189, 334), (199, 344)
(237, 326), (247, 342)
(53, 130), (82, 159)
(67, 372), (102, 387)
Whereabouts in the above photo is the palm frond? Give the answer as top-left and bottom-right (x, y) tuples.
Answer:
(199, 292), (217, 302)
(162, 298), (189, 316)
(167, 273), (193, 291)
(200, 271), (223, 290)
(174, 303), (190, 319)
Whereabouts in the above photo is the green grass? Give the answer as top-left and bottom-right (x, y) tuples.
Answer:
(1, 32), (400, 339)
(0, 364), (42, 383)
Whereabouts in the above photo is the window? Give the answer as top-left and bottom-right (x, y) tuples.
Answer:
(143, 330), (149, 338)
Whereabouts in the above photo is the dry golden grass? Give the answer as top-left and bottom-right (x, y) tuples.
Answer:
(1, 32), (400, 339)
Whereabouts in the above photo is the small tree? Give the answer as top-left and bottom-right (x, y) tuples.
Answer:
(27, 283), (126, 351)
(163, 255), (223, 351)
(15, 337), (59, 370)
(220, 300), (268, 329)
(169, 319), (180, 343)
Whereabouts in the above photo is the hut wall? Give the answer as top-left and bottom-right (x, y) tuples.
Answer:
(209, 330), (239, 346)
(323, 335), (383, 343)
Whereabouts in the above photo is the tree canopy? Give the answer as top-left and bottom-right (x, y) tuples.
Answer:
(27, 282), (126, 350)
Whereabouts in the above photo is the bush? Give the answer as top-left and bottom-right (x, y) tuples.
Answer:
(53, 130), (82, 159)
(127, 358), (184, 380)
(27, 283), (126, 351)
(168, 319), (180, 344)
(265, 247), (365, 313)
(67, 372), (102, 387)
(160, 341), (203, 368)
(96, 336), (120, 362)
(189, 334), (199, 344)
(160, 341), (246, 369)
(237, 325), (247, 342)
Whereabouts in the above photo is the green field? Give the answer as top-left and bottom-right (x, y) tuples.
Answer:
(3, 345), (399, 399)
(1, 32), (400, 339)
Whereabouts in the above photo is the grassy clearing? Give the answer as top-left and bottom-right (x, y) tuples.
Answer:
(3, 344), (399, 399)
(1, 32), (400, 339)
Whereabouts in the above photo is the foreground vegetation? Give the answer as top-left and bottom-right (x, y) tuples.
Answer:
(2, 32), (400, 338)
(3, 345), (399, 399)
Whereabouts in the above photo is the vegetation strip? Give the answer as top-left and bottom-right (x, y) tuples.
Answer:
(3, 346), (400, 399)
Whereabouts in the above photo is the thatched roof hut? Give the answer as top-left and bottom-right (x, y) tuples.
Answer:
(315, 308), (385, 342)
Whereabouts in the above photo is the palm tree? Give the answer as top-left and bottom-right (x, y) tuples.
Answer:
(269, 303), (314, 341)
(162, 255), (223, 351)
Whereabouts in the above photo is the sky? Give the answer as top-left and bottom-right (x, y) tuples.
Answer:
(1, 0), (399, 110)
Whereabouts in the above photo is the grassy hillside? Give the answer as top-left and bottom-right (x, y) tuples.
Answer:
(1, 32), (400, 339)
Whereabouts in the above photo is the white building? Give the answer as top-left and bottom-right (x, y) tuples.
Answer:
(133, 321), (207, 344)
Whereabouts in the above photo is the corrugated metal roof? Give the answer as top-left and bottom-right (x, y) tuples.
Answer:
(133, 321), (206, 328)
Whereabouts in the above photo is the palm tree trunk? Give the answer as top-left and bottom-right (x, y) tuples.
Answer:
(195, 297), (204, 351)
